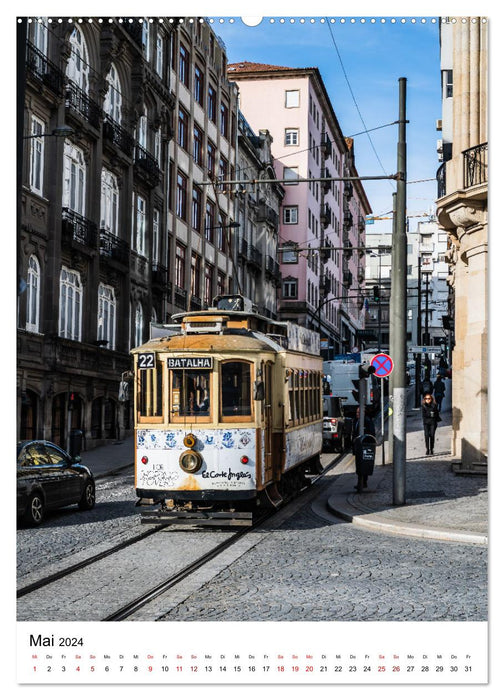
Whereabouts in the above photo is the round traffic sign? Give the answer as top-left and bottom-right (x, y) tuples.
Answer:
(371, 353), (394, 378)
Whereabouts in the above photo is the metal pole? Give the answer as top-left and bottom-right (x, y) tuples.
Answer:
(381, 377), (385, 465)
(388, 192), (397, 464)
(415, 253), (422, 406)
(392, 77), (407, 505)
(377, 257), (385, 465)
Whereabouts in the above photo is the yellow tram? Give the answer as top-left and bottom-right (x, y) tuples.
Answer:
(131, 295), (323, 523)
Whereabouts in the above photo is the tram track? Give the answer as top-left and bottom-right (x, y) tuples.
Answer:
(17, 451), (346, 620)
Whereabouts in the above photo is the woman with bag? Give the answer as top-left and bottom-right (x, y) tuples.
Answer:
(421, 394), (441, 455)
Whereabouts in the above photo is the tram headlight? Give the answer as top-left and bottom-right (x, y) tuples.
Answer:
(179, 449), (202, 474)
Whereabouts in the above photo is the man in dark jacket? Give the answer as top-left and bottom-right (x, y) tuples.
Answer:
(433, 375), (446, 411)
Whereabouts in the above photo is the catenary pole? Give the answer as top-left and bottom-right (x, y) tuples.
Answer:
(388, 192), (397, 464)
(392, 77), (407, 505)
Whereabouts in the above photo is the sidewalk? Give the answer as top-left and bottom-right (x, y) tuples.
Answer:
(80, 435), (134, 478)
(326, 382), (488, 545)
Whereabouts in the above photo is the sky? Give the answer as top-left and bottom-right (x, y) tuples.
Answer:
(212, 15), (441, 234)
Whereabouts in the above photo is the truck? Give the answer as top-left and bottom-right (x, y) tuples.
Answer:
(322, 395), (353, 452)
(323, 357), (381, 418)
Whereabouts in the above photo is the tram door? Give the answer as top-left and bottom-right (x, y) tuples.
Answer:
(263, 363), (273, 483)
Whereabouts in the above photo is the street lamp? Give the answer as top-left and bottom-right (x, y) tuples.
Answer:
(22, 125), (75, 139)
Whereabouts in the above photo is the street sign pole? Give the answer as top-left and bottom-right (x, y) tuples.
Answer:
(370, 353), (394, 467)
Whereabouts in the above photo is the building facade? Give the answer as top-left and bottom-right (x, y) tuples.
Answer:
(435, 17), (488, 469)
(227, 62), (371, 357)
(17, 17), (240, 449)
(235, 113), (284, 317)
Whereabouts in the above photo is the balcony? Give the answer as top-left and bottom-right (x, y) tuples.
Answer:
(343, 238), (352, 259)
(343, 270), (353, 288)
(436, 162), (446, 199)
(358, 215), (366, 232)
(238, 238), (248, 260)
(62, 208), (98, 250)
(357, 266), (365, 282)
(344, 181), (353, 200)
(463, 143), (488, 190)
(256, 203), (279, 228)
(103, 116), (135, 158)
(248, 244), (262, 269)
(320, 275), (331, 296)
(151, 262), (168, 288)
(26, 42), (64, 96)
(190, 295), (202, 311)
(320, 203), (331, 229)
(321, 133), (332, 159)
(174, 286), (188, 308)
(99, 229), (130, 266)
(321, 167), (331, 193)
(65, 80), (101, 130)
(343, 211), (353, 231)
(134, 143), (161, 188)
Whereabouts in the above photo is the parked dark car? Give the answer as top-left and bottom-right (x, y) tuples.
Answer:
(17, 440), (95, 526)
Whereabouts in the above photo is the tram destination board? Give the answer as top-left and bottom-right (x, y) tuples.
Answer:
(167, 357), (213, 369)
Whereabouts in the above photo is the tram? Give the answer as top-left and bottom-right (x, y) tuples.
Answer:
(131, 295), (323, 523)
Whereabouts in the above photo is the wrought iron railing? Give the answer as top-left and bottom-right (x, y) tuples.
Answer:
(65, 80), (101, 129)
(26, 42), (64, 95)
(103, 116), (135, 157)
(463, 142), (488, 189)
(62, 208), (98, 248)
(99, 229), (130, 265)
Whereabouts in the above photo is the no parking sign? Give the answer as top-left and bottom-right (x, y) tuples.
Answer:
(370, 353), (394, 378)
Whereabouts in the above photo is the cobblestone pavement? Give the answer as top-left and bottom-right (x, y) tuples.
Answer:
(152, 490), (486, 623)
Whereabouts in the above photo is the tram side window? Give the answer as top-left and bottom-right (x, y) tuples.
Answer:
(171, 370), (211, 417)
(220, 361), (252, 419)
(138, 363), (163, 420)
(288, 369), (322, 426)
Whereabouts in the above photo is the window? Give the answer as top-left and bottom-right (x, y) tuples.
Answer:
(285, 90), (300, 108)
(29, 116), (44, 195)
(62, 141), (86, 215)
(216, 212), (226, 252)
(171, 369), (211, 420)
(220, 361), (252, 421)
(141, 19), (150, 61)
(179, 43), (189, 87)
(67, 26), (89, 92)
(204, 263), (214, 307)
(104, 64), (122, 123)
(137, 360), (163, 420)
(283, 166), (299, 185)
(194, 65), (204, 105)
(283, 206), (298, 224)
(134, 301), (143, 347)
(207, 141), (216, 177)
(220, 102), (229, 138)
(285, 128), (299, 146)
(191, 253), (201, 298)
(192, 186), (202, 232)
(26, 255), (40, 333)
(31, 17), (48, 55)
(176, 171), (187, 220)
(193, 124), (203, 165)
(137, 111), (148, 150)
(283, 278), (298, 298)
(175, 243), (186, 288)
(100, 168), (119, 234)
(156, 32), (164, 76)
(444, 69), (453, 98)
(59, 267), (82, 341)
(282, 243), (298, 264)
(208, 84), (216, 122)
(205, 200), (215, 243)
(218, 155), (228, 189)
(154, 128), (162, 166)
(133, 195), (146, 255)
(97, 283), (116, 350)
(217, 271), (225, 297)
(152, 209), (160, 264)
(177, 107), (189, 150)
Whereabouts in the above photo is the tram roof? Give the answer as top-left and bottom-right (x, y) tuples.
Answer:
(131, 330), (283, 355)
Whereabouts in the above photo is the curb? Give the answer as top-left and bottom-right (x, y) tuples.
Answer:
(326, 495), (488, 545)
(94, 463), (134, 480)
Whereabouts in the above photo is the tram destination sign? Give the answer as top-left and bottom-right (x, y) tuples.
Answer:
(167, 357), (213, 369)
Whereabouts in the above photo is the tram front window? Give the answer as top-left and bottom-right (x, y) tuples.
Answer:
(221, 361), (252, 418)
(171, 370), (210, 417)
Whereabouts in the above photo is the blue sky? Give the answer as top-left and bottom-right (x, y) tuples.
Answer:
(212, 16), (441, 233)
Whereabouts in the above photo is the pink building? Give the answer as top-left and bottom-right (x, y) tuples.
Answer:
(228, 62), (371, 354)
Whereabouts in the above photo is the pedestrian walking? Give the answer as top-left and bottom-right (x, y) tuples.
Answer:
(433, 375), (446, 411)
(352, 407), (376, 492)
(421, 393), (441, 455)
(422, 375), (434, 396)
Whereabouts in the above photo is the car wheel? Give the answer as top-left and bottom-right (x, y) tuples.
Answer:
(78, 480), (95, 510)
(24, 493), (44, 526)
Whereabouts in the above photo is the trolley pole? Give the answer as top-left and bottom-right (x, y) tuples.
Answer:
(392, 77), (407, 505)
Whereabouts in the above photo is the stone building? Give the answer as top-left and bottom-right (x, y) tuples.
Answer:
(435, 17), (488, 469)
(227, 62), (371, 357)
(17, 17), (238, 449)
(235, 112), (284, 317)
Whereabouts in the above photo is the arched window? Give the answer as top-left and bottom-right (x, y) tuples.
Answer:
(26, 255), (40, 333)
(66, 25), (89, 93)
(137, 109), (148, 149)
(59, 266), (82, 341)
(97, 283), (116, 350)
(100, 168), (119, 234)
(134, 302), (143, 347)
(104, 63), (122, 123)
(62, 140), (86, 215)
